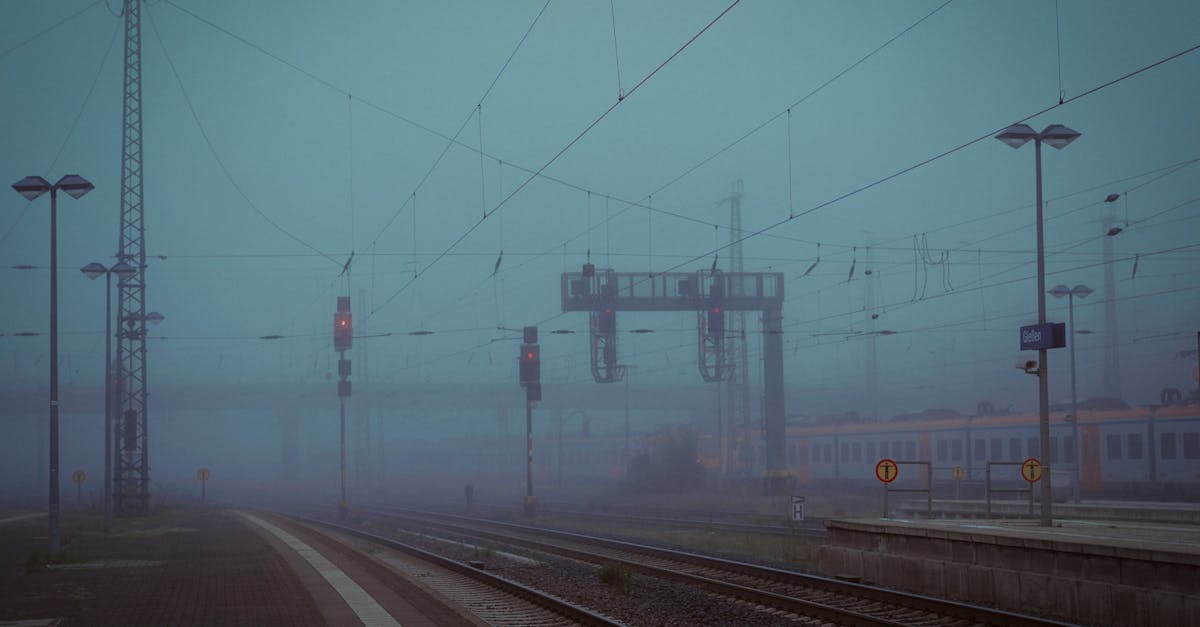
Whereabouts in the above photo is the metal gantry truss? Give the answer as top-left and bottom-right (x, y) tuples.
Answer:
(560, 267), (790, 491)
(114, 0), (150, 515)
(697, 306), (728, 382)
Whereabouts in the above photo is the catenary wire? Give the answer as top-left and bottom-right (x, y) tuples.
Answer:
(147, 10), (340, 266)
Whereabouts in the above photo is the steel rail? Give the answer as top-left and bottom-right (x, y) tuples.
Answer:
(365, 506), (1075, 627)
(283, 512), (622, 627)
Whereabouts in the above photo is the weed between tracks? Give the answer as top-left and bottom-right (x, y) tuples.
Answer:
(474, 543), (495, 559)
(597, 562), (633, 594)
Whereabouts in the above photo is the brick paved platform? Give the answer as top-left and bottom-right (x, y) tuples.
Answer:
(0, 506), (325, 626)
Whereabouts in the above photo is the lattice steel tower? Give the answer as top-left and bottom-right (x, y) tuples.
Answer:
(114, 0), (150, 515)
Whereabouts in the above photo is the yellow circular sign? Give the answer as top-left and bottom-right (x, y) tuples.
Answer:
(1020, 458), (1042, 483)
(71, 469), (86, 485)
(952, 466), (965, 481)
(196, 467), (211, 481)
(875, 458), (899, 483)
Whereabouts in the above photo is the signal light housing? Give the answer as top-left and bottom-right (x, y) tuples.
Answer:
(334, 311), (352, 352)
(598, 307), (616, 334)
(520, 343), (540, 385)
(707, 307), (724, 334)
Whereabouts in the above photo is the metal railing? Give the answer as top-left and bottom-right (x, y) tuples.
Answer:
(985, 461), (1034, 518)
(883, 461), (931, 518)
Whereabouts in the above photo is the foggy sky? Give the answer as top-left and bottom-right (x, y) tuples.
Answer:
(3, 0), (1199, 426)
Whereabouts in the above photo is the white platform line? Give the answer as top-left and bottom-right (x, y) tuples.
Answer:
(238, 512), (400, 627)
(0, 512), (47, 525)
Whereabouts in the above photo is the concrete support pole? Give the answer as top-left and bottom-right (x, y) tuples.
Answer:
(763, 307), (786, 494)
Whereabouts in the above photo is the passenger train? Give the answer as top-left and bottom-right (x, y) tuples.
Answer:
(395, 395), (1200, 498)
(774, 400), (1200, 496)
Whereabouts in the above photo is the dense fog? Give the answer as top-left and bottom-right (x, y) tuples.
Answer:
(3, 1), (1198, 506)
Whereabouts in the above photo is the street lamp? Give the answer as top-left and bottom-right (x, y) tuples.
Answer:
(81, 261), (137, 531)
(1049, 283), (1093, 502)
(995, 123), (1081, 527)
(12, 173), (95, 556)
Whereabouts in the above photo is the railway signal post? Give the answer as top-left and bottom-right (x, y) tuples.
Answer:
(71, 470), (86, 508)
(561, 267), (788, 494)
(520, 326), (540, 516)
(197, 467), (211, 504)
(334, 297), (353, 519)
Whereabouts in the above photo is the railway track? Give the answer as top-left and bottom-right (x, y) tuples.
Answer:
(360, 506), (1074, 627)
(264, 511), (621, 626)
(485, 499), (826, 539)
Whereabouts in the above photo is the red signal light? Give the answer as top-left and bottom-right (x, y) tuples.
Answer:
(598, 307), (616, 334)
(520, 343), (540, 385)
(707, 307), (725, 334)
(334, 311), (353, 352)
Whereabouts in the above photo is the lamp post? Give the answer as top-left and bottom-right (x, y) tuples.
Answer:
(1049, 284), (1093, 502)
(995, 123), (1081, 527)
(12, 174), (95, 556)
(81, 261), (137, 530)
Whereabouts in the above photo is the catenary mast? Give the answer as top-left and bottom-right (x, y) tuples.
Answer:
(114, 0), (150, 515)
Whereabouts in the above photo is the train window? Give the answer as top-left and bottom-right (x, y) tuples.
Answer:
(894, 441), (904, 458)
(1161, 433), (1177, 460)
(951, 439), (963, 461)
(1049, 436), (1058, 463)
(841, 443), (849, 462)
(936, 440), (948, 462)
(811, 443), (820, 462)
(878, 442), (888, 458)
(852, 442), (862, 462)
(867, 442), (877, 461)
(990, 438), (1002, 460)
(1009, 438), (1022, 461)
(788, 443), (797, 465)
(1127, 434), (1143, 460)
(974, 439), (986, 461)
(1107, 434), (1122, 460)
(1063, 436), (1075, 464)
(824, 443), (833, 462)
(1183, 432), (1199, 459)
(1027, 437), (1040, 459)
(905, 441), (916, 460)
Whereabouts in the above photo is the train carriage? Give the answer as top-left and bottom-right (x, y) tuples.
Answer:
(772, 402), (1200, 497)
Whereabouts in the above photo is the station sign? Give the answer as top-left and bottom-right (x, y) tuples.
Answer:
(1019, 323), (1066, 351)
(790, 495), (806, 521)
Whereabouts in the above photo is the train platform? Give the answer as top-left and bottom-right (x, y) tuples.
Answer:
(0, 505), (472, 626)
(896, 497), (1200, 523)
(816, 515), (1200, 626)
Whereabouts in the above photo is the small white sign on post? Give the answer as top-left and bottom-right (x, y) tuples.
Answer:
(791, 495), (806, 521)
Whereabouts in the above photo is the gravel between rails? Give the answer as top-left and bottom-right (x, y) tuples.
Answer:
(363, 519), (833, 626)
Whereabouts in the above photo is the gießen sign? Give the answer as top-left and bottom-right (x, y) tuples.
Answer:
(1020, 322), (1066, 351)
